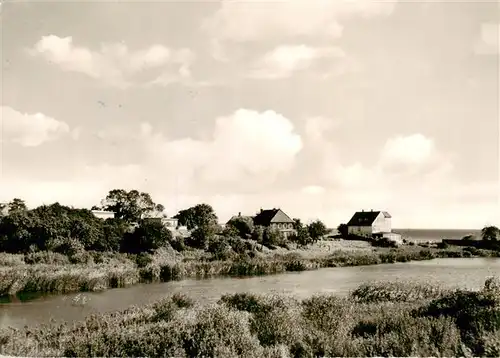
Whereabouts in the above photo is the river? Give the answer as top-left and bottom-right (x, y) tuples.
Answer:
(1, 257), (499, 329)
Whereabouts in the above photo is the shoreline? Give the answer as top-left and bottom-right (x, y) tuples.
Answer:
(0, 278), (498, 357)
(1, 241), (498, 302)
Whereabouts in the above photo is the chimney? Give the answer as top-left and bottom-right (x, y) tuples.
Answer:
(362, 209), (364, 212)
(260, 208), (263, 213)
(238, 212), (241, 217)
(370, 209), (373, 212)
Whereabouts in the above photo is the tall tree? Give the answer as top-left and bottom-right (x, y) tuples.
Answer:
(174, 203), (218, 230)
(97, 189), (164, 222)
(481, 226), (499, 241)
(7, 198), (27, 215)
(307, 220), (328, 241)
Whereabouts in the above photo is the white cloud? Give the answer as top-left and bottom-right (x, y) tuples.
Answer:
(95, 108), (303, 192)
(203, 109), (303, 183)
(380, 133), (434, 166)
(29, 35), (195, 87)
(474, 23), (499, 55)
(248, 45), (346, 79)
(2, 112), (497, 230)
(1, 106), (70, 147)
(203, 0), (397, 54)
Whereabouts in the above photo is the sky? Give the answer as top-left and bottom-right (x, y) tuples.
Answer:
(0, 0), (499, 229)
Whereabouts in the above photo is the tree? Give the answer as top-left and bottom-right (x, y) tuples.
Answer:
(337, 223), (348, 238)
(293, 218), (303, 231)
(121, 220), (173, 254)
(7, 198), (27, 215)
(186, 224), (217, 250)
(307, 220), (328, 241)
(290, 218), (312, 246)
(226, 216), (254, 239)
(481, 226), (499, 241)
(174, 203), (218, 230)
(263, 227), (284, 247)
(97, 189), (164, 222)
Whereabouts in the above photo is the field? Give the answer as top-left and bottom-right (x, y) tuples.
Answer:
(0, 240), (497, 299)
(1, 278), (499, 357)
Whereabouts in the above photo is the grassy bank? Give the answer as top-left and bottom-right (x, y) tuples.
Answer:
(0, 243), (498, 299)
(1, 278), (499, 357)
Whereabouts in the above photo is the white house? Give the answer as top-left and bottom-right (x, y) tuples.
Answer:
(347, 210), (392, 236)
(91, 210), (115, 220)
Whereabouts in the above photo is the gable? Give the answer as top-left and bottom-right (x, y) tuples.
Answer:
(269, 209), (294, 223)
(253, 208), (294, 226)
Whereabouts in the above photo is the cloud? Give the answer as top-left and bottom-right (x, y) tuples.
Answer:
(29, 35), (195, 87)
(203, 0), (396, 43)
(2, 109), (497, 229)
(1, 106), (70, 147)
(94, 109), (303, 193)
(474, 23), (499, 55)
(248, 45), (346, 79)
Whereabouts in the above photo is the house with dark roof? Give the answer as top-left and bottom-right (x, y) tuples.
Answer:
(227, 208), (297, 239)
(253, 208), (296, 239)
(346, 210), (392, 236)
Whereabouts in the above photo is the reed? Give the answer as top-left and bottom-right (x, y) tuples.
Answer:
(0, 245), (495, 298)
(1, 278), (498, 357)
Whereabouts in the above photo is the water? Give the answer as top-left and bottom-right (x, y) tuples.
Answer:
(393, 228), (480, 243)
(0, 257), (499, 329)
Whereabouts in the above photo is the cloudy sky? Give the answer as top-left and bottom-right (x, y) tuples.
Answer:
(1, 0), (499, 229)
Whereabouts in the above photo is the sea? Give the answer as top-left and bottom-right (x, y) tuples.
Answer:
(393, 229), (481, 243)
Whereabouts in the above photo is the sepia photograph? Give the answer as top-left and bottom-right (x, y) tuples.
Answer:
(0, 0), (499, 356)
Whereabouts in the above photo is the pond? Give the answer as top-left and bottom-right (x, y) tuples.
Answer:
(1, 257), (499, 329)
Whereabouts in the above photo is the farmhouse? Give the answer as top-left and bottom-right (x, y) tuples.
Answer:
(346, 210), (392, 236)
(228, 208), (297, 239)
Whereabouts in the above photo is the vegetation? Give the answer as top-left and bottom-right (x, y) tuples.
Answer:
(0, 244), (496, 298)
(481, 226), (499, 241)
(0, 192), (499, 298)
(1, 278), (499, 357)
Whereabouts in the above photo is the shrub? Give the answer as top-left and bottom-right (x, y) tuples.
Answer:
(437, 241), (449, 249)
(416, 284), (500, 356)
(135, 253), (154, 268)
(183, 305), (262, 358)
(24, 251), (70, 265)
(351, 281), (450, 303)
(121, 220), (173, 254)
(207, 237), (233, 261)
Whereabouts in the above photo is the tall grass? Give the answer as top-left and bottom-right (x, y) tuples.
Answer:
(1, 278), (499, 357)
(0, 245), (496, 298)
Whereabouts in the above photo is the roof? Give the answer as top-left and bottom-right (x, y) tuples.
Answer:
(253, 208), (294, 226)
(347, 210), (391, 226)
(226, 214), (253, 224)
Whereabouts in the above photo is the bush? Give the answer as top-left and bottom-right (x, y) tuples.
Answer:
(136, 253), (154, 268)
(121, 220), (173, 254)
(24, 251), (70, 265)
(437, 241), (449, 249)
(416, 284), (500, 356)
(50, 237), (85, 256)
(371, 237), (399, 248)
(207, 237), (233, 261)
